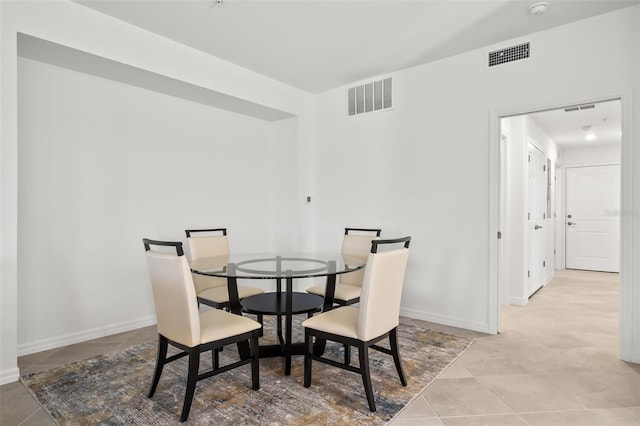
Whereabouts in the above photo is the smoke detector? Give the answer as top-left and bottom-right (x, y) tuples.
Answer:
(528, 2), (549, 15)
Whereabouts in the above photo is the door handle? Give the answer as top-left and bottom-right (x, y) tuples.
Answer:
(534, 225), (543, 230)
(567, 222), (576, 226)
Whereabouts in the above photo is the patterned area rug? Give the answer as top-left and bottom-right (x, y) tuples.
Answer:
(22, 318), (473, 425)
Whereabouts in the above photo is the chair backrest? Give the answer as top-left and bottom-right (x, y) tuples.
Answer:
(143, 239), (201, 347)
(340, 228), (382, 286)
(357, 237), (411, 341)
(185, 228), (229, 259)
(185, 229), (229, 293)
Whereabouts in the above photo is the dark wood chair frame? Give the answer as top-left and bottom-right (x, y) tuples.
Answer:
(185, 228), (265, 337)
(332, 227), (382, 307)
(184, 228), (235, 310)
(143, 238), (260, 422)
(325, 228), (382, 365)
(304, 236), (411, 412)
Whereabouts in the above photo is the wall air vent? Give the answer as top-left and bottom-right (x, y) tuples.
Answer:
(488, 42), (530, 67)
(347, 77), (392, 117)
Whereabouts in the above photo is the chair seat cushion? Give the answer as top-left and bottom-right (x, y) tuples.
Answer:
(306, 283), (361, 302)
(199, 308), (261, 344)
(198, 285), (264, 304)
(302, 306), (359, 340)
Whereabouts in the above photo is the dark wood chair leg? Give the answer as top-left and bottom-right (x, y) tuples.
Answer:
(389, 327), (407, 386)
(180, 349), (200, 422)
(257, 314), (264, 336)
(250, 333), (260, 390)
(358, 343), (376, 412)
(212, 348), (220, 370)
(303, 330), (313, 387)
(148, 335), (168, 398)
(344, 344), (351, 365)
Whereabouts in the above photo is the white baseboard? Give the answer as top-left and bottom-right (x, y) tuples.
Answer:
(0, 367), (20, 385)
(400, 307), (490, 334)
(17, 315), (157, 357)
(509, 296), (529, 306)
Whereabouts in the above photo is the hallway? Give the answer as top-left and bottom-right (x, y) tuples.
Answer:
(392, 269), (640, 425)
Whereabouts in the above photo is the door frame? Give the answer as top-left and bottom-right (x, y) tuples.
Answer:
(488, 90), (634, 363)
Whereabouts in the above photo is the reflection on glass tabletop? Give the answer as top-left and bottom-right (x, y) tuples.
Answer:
(190, 253), (365, 279)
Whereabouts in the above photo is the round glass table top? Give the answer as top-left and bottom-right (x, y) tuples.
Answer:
(190, 253), (365, 279)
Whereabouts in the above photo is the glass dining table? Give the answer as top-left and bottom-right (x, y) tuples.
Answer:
(190, 253), (366, 375)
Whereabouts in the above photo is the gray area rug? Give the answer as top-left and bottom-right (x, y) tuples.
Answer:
(22, 318), (473, 425)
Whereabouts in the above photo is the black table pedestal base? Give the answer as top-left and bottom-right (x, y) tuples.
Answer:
(241, 291), (323, 375)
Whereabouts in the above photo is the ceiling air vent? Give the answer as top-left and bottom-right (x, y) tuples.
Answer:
(488, 42), (530, 67)
(564, 104), (596, 112)
(347, 77), (392, 117)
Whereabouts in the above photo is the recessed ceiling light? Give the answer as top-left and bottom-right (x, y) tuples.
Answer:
(585, 134), (596, 141)
(528, 2), (549, 16)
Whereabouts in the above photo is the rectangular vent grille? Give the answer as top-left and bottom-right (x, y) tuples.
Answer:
(564, 104), (595, 112)
(347, 77), (392, 116)
(488, 42), (530, 67)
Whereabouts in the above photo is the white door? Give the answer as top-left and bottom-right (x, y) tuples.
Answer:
(528, 143), (546, 296)
(565, 165), (620, 272)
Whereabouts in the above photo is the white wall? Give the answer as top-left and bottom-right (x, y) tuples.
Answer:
(503, 116), (527, 305)
(1, 0), (313, 383)
(313, 7), (639, 336)
(561, 145), (621, 167)
(16, 57), (299, 353)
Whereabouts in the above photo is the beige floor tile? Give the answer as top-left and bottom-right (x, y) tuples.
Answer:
(33, 341), (119, 366)
(477, 374), (585, 413)
(0, 381), (45, 426)
(395, 394), (438, 418)
(441, 414), (528, 425)
(19, 363), (66, 376)
(519, 347), (635, 376)
(591, 406), (640, 424)
(519, 409), (616, 426)
(455, 349), (531, 377)
(543, 372), (640, 409)
(18, 407), (57, 426)
(389, 417), (445, 425)
(16, 348), (60, 371)
(438, 363), (474, 379)
(423, 378), (513, 417)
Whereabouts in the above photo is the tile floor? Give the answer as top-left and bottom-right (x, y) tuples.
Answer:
(1, 270), (638, 425)
(390, 269), (640, 425)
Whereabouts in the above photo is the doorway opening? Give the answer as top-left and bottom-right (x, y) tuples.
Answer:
(497, 98), (621, 327)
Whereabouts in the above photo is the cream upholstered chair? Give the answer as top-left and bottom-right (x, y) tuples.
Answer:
(302, 236), (411, 412)
(185, 228), (264, 309)
(143, 238), (261, 422)
(306, 227), (381, 306)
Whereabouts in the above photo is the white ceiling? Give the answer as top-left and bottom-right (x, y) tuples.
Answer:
(528, 99), (621, 149)
(75, 0), (639, 94)
(71, 0), (632, 146)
